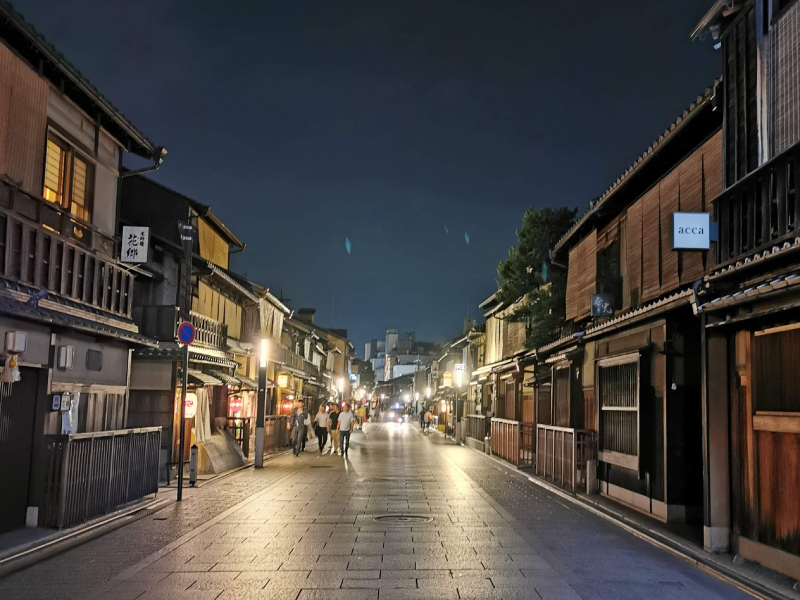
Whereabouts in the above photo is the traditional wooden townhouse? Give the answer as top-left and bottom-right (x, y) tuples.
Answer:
(467, 294), (532, 462)
(691, 0), (800, 578)
(536, 84), (723, 527)
(120, 176), (291, 478)
(277, 311), (332, 414)
(0, 5), (166, 533)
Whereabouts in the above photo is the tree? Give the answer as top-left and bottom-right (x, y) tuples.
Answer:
(496, 206), (577, 349)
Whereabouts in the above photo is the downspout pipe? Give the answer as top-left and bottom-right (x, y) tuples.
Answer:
(121, 147), (168, 178)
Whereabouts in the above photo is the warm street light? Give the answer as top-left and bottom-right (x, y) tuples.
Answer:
(403, 394), (410, 403)
(425, 387), (431, 398)
(255, 338), (269, 468)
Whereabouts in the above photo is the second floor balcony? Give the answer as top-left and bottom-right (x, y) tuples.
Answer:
(715, 142), (800, 268)
(0, 178), (133, 320)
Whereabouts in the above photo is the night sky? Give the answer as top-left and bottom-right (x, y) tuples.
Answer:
(15, 0), (720, 352)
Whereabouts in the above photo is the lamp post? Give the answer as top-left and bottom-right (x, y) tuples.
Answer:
(454, 370), (464, 444)
(255, 338), (269, 468)
(337, 377), (344, 406)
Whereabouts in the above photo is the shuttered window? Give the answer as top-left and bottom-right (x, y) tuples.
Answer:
(43, 139), (66, 205)
(565, 231), (597, 321)
(42, 133), (94, 223)
(598, 353), (640, 471)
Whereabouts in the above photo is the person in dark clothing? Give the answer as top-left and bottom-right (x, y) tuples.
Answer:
(289, 400), (308, 457)
(314, 404), (329, 453)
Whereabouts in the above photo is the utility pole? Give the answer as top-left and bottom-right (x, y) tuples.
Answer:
(177, 221), (194, 502)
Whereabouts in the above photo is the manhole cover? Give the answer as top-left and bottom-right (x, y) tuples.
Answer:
(373, 514), (433, 523)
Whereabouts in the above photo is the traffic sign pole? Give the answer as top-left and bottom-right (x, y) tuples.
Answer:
(177, 222), (194, 502)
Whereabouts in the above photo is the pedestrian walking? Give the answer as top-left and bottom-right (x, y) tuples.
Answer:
(328, 403), (340, 455)
(419, 407), (425, 430)
(314, 404), (329, 453)
(289, 400), (308, 457)
(338, 403), (355, 457)
(424, 406), (433, 434)
(302, 405), (311, 451)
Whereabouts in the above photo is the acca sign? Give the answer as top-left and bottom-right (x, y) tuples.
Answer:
(672, 212), (711, 251)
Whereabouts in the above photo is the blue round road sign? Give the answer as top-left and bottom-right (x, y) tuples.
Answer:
(178, 321), (195, 345)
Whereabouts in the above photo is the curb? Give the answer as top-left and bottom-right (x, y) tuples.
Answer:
(445, 433), (795, 600)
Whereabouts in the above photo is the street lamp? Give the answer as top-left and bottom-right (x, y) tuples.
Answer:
(425, 387), (431, 398)
(337, 378), (344, 405)
(255, 338), (269, 468)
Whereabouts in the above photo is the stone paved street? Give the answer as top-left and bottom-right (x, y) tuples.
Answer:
(0, 422), (750, 599)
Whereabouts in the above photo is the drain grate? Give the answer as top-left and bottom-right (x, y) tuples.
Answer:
(310, 465), (333, 469)
(374, 514), (433, 523)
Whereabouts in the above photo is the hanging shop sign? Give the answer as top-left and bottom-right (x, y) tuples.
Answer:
(229, 396), (243, 414)
(121, 226), (149, 263)
(442, 371), (452, 387)
(672, 212), (711, 251)
(277, 374), (289, 388)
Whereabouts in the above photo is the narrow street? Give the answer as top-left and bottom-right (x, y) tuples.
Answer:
(0, 422), (747, 600)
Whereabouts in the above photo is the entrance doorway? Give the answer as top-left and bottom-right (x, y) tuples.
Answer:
(0, 367), (40, 534)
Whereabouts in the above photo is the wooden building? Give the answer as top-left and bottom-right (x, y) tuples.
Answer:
(538, 82), (723, 517)
(0, 4), (164, 533)
(121, 176), (293, 478)
(692, 0), (800, 578)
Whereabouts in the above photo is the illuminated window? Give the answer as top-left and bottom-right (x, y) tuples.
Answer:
(42, 133), (94, 223)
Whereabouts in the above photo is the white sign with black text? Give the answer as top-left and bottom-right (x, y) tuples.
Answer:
(121, 226), (150, 263)
(672, 212), (710, 251)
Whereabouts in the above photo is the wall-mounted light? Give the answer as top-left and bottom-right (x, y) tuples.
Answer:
(57, 346), (74, 369)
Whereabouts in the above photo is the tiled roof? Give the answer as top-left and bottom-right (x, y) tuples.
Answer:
(707, 237), (800, 281)
(0, 294), (156, 346)
(0, 2), (158, 158)
(536, 334), (575, 355)
(553, 80), (721, 255)
(583, 289), (693, 338)
(699, 272), (800, 312)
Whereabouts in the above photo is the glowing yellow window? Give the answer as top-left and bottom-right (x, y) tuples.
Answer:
(43, 139), (66, 205)
(71, 156), (90, 221)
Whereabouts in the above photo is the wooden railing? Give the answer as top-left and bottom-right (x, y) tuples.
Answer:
(465, 414), (487, 441)
(190, 311), (227, 348)
(491, 418), (521, 466)
(536, 424), (595, 493)
(715, 142), (800, 267)
(41, 427), (161, 528)
(0, 178), (133, 319)
(262, 415), (290, 454)
(489, 418), (535, 467)
(273, 343), (320, 381)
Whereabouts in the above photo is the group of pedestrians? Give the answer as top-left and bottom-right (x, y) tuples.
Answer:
(288, 400), (355, 457)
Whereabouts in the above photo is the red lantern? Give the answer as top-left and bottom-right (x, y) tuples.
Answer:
(230, 396), (243, 414)
(282, 400), (293, 412)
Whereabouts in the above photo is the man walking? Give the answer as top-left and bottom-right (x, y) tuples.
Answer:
(314, 404), (329, 453)
(328, 403), (340, 455)
(338, 403), (355, 457)
(289, 400), (308, 457)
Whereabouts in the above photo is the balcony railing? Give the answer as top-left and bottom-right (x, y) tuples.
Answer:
(190, 311), (227, 348)
(273, 343), (320, 381)
(41, 427), (161, 528)
(0, 179), (133, 319)
(715, 142), (800, 267)
(536, 424), (595, 493)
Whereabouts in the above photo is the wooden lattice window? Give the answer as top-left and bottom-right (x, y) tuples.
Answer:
(597, 353), (640, 471)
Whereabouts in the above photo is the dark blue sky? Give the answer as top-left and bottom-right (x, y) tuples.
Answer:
(16, 0), (719, 352)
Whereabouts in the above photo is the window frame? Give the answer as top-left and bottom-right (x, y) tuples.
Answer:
(42, 128), (95, 225)
(596, 352), (641, 472)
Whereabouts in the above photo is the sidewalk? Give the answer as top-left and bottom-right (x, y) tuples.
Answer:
(449, 425), (800, 600)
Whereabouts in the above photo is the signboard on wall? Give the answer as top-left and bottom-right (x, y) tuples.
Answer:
(442, 371), (452, 387)
(121, 226), (149, 263)
(672, 213), (711, 251)
(591, 294), (614, 318)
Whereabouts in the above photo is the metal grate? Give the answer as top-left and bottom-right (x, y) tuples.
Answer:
(373, 515), (433, 523)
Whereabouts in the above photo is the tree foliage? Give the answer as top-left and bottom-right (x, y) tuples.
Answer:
(496, 207), (577, 349)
